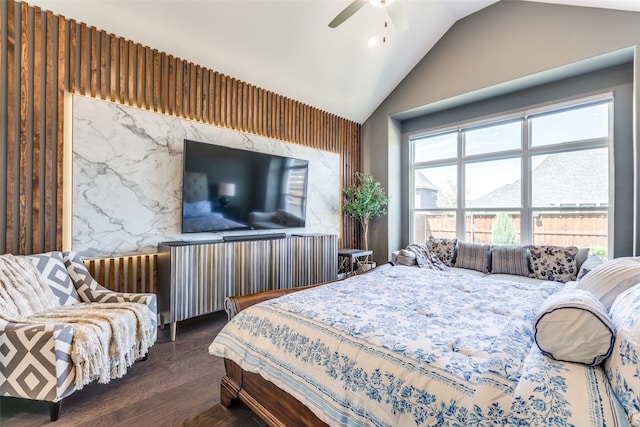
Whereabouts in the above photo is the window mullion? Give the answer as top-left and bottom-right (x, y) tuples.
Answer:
(521, 118), (532, 245)
(457, 130), (465, 242)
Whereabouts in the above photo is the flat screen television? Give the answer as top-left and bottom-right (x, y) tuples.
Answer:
(181, 139), (309, 233)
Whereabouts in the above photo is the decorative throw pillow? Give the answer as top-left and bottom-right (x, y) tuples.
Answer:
(576, 257), (640, 311)
(490, 245), (530, 276)
(528, 245), (578, 283)
(534, 288), (615, 366)
(454, 242), (491, 273)
(395, 249), (417, 266)
(577, 254), (605, 280)
(604, 283), (640, 426)
(575, 247), (590, 271)
(27, 252), (80, 306)
(428, 237), (457, 267)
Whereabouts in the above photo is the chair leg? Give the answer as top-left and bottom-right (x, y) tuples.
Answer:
(49, 401), (61, 421)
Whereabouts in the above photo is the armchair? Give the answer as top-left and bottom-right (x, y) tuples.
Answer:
(0, 251), (157, 421)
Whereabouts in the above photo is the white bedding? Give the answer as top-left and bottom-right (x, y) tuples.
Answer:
(209, 265), (628, 426)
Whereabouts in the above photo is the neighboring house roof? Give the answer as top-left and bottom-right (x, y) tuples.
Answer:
(415, 171), (439, 191)
(468, 149), (608, 208)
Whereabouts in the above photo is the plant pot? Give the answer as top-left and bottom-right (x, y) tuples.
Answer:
(360, 261), (377, 272)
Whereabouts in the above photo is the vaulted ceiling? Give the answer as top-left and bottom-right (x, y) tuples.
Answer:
(23, 0), (640, 123)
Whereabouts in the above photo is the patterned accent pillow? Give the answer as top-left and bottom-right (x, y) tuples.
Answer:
(27, 252), (80, 306)
(454, 242), (491, 273)
(534, 288), (615, 365)
(490, 245), (530, 276)
(528, 245), (578, 283)
(395, 249), (417, 266)
(576, 257), (640, 310)
(577, 254), (605, 280)
(604, 284), (640, 425)
(428, 237), (457, 267)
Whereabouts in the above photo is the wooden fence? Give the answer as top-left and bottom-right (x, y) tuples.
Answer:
(414, 211), (608, 249)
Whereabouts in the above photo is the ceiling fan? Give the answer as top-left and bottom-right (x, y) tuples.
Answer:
(328, 0), (409, 32)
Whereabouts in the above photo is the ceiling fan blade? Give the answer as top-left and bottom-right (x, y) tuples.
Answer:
(387, 0), (409, 32)
(328, 0), (368, 28)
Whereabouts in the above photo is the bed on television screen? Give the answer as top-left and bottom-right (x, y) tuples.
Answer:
(209, 261), (640, 426)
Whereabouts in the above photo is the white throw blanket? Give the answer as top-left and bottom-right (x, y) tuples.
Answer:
(0, 254), (155, 389)
(0, 254), (60, 318)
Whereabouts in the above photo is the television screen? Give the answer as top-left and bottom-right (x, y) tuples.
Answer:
(181, 139), (309, 233)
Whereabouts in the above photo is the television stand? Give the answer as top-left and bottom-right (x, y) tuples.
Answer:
(157, 234), (337, 340)
(223, 233), (286, 242)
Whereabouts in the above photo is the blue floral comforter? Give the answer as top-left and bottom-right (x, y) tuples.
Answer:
(209, 265), (628, 426)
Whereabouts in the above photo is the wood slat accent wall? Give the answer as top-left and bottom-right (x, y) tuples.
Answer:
(0, 1), (362, 262)
(84, 254), (157, 294)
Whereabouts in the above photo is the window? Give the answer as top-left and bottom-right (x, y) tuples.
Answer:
(410, 96), (612, 255)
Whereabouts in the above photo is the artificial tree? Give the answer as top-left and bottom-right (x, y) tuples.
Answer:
(343, 172), (389, 251)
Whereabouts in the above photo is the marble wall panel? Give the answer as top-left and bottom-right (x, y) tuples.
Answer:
(72, 95), (340, 257)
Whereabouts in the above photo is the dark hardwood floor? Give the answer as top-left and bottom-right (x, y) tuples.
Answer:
(0, 312), (265, 427)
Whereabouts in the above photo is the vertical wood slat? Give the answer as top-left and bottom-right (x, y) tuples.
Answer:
(18, 1), (28, 254)
(100, 29), (106, 99)
(68, 19), (75, 93)
(168, 54), (174, 115)
(157, 52), (162, 114)
(44, 10), (53, 251)
(144, 46), (151, 110)
(118, 37), (125, 103)
(213, 71), (220, 126)
(189, 62), (195, 120)
(55, 13), (65, 250)
(90, 25), (96, 97)
(127, 40), (134, 106)
(153, 49), (159, 112)
(195, 64), (201, 121)
(136, 43), (142, 108)
(31, 7), (41, 253)
(182, 60), (189, 118)
(109, 33), (116, 101)
(1, 0), (362, 256)
(175, 56), (182, 117)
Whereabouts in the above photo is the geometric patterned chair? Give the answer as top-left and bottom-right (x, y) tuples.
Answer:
(0, 251), (157, 421)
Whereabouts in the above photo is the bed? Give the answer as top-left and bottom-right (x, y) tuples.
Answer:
(209, 263), (636, 426)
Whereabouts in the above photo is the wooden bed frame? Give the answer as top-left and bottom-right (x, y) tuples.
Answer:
(219, 264), (391, 427)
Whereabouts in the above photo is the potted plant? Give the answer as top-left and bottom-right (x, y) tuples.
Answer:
(343, 172), (389, 251)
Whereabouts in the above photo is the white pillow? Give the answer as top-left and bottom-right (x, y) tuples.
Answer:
(576, 257), (640, 311)
(604, 284), (640, 426)
(534, 288), (615, 366)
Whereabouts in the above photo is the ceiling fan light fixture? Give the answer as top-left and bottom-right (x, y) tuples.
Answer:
(368, 0), (395, 8)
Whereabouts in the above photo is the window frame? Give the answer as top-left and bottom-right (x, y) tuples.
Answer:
(408, 94), (614, 250)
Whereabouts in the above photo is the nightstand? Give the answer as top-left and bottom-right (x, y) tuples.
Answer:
(338, 248), (374, 277)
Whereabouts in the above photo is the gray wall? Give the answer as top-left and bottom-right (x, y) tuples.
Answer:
(362, 1), (640, 263)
